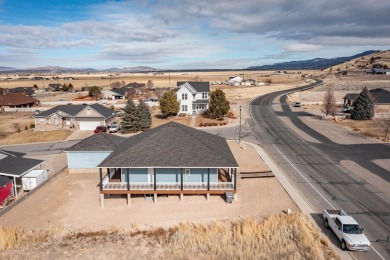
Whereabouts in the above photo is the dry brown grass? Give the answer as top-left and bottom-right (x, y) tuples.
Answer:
(0, 214), (338, 259)
(168, 214), (338, 260)
(0, 129), (72, 145)
(336, 119), (389, 141)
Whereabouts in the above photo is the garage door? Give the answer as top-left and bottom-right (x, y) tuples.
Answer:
(79, 122), (101, 130)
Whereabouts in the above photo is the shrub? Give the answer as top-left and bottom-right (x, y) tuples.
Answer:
(30, 123), (35, 129)
(24, 125), (28, 131)
(199, 123), (204, 127)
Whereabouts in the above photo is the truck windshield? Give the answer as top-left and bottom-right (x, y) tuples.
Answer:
(343, 224), (363, 234)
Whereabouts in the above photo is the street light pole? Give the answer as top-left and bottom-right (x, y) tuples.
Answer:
(239, 105), (242, 143)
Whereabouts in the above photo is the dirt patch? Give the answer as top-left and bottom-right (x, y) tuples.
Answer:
(0, 141), (298, 231)
(0, 129), (72, 145)
(334, 119), (388, 142)
(0, 112), (34, 133)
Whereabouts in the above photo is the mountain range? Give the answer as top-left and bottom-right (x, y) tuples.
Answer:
(246, 50), (378, 70)
(0, 50), (380, 72)
(0, 66), (158, 73)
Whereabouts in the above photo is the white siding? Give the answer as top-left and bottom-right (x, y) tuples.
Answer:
(176, 86), (194, 115)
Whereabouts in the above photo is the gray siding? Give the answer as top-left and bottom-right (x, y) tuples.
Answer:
(156, 168), (181, 182)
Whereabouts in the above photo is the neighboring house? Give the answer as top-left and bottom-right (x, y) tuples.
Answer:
(48, 83), (63, 91)
(228, 76), (243, 85)
(125, 82), (146, 89)
(34, 104), (116, 130)
(8, 87), (36, 96)
(176, 81), (210, 115)
(343, 88), (390, 117)
(366, 68), (390, 75)
(91, 122), (239, 207)
(0, 150), (43, 198)
(0, 93), (40, 108)
(103, 88), (126, 99)
(66, 133), (125, 173)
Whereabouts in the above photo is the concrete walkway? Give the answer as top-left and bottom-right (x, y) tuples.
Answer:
(65, 130), (93, 141)
(242, 140), (353, 260)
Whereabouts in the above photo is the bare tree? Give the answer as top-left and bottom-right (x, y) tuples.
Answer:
(111, 81), (121, 89)
(147, 80), (154, 90)
(12, 122), (20, 132)
(321, 88), (337, 117)
(380, 117), (390, 140)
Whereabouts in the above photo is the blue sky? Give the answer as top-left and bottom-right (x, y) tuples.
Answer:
(0, 0), (389, 69)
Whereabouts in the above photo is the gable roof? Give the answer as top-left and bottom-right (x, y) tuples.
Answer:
(0, 93), (39, 106)
(111, 88), (126, 96)
(66, 133), (126, 152)
(344, 88), (390, 104)
(177, 82), (210, 93)
(0, 156), (43, 177)
(99, 122), (238, 168)
(35, 104), (115, 119)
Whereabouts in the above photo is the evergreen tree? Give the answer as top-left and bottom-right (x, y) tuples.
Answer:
(138, 100), (152, 130)
(121, 98), (140, 133)
(351, 87), (375, 120)
(209, 89), (230, 118)
(159, 90), (180, 117)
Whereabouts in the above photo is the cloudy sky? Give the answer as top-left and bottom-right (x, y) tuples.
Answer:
(0, 0), (389, 69)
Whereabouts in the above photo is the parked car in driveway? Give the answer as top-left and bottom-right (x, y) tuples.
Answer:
(108, 124), (121, 133)
(94, 126), (107, 134)
(293, 102), (301, 107)
(341, 105), (352, 113)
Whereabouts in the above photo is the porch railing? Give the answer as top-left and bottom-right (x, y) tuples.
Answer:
(103, 181), (234, 191)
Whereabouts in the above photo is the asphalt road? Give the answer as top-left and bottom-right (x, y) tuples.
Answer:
(247, 80), (389, 259)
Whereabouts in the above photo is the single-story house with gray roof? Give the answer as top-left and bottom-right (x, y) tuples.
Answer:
(343, 88), (390, 117)
(34, 103), (116, 130)
(92, 121), (238, 206)
(65, 133), (126, 173)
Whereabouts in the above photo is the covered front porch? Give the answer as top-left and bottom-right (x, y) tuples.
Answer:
(98, 167), (237, 206)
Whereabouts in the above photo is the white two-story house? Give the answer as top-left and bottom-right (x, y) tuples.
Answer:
(176, 82), (210, 115)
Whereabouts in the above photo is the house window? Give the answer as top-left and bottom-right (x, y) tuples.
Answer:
(182, 105), (188, 112)
(185, 169), (190, 176)
(202, 93), (208, 99)
(182, 93), (188, 100)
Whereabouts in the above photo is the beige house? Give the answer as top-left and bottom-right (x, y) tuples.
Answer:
(34, 104), (116, 130)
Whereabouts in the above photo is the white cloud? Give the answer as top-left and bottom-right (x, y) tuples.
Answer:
(285, 44), (321, 52)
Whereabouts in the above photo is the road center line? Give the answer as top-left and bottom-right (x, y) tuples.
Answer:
(272, 144), (336, 209)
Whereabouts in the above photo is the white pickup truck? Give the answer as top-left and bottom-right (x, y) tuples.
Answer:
(323, 209), (370, 251)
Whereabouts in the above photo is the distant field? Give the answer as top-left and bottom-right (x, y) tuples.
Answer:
(0, 70), (319, 90)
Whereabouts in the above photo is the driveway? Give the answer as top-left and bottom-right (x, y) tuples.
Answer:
(65, 130), (93, 141)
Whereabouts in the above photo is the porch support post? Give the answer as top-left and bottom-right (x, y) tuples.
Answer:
(99, 168), (103, 191)
(180, 193), (183, 202)
(107, 168), (110, 180)
(207, 168), (210, 191)
(180, 168), (183, 191)
(206, 193), (210, 201)
(234, 168), (237, 191)
(13, 177), (17, 197)
(100, 194), (104, 208)
(127, 169), (130, 191)
(154, 193), (157, 204)
(127, 194), (131, 205)
(154, 168), (157, 191)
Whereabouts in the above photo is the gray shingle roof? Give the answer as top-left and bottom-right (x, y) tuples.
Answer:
(193, 99), (209, 104)
(0, 175), (12, 188)
(177, 82), (210, 93)
(35, 104), (115, 119)
(0, 156), (43, 177)
(0, 150), (26, 157)
(66, 133), (126, 152)
(99, 122), (238, 168)
(344, 88), (390, 104)
(111, 88), (126, 96)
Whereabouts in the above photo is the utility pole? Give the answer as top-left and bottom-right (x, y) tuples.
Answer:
(239, 105), (242, 143)
(243, 67), (245, 81)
